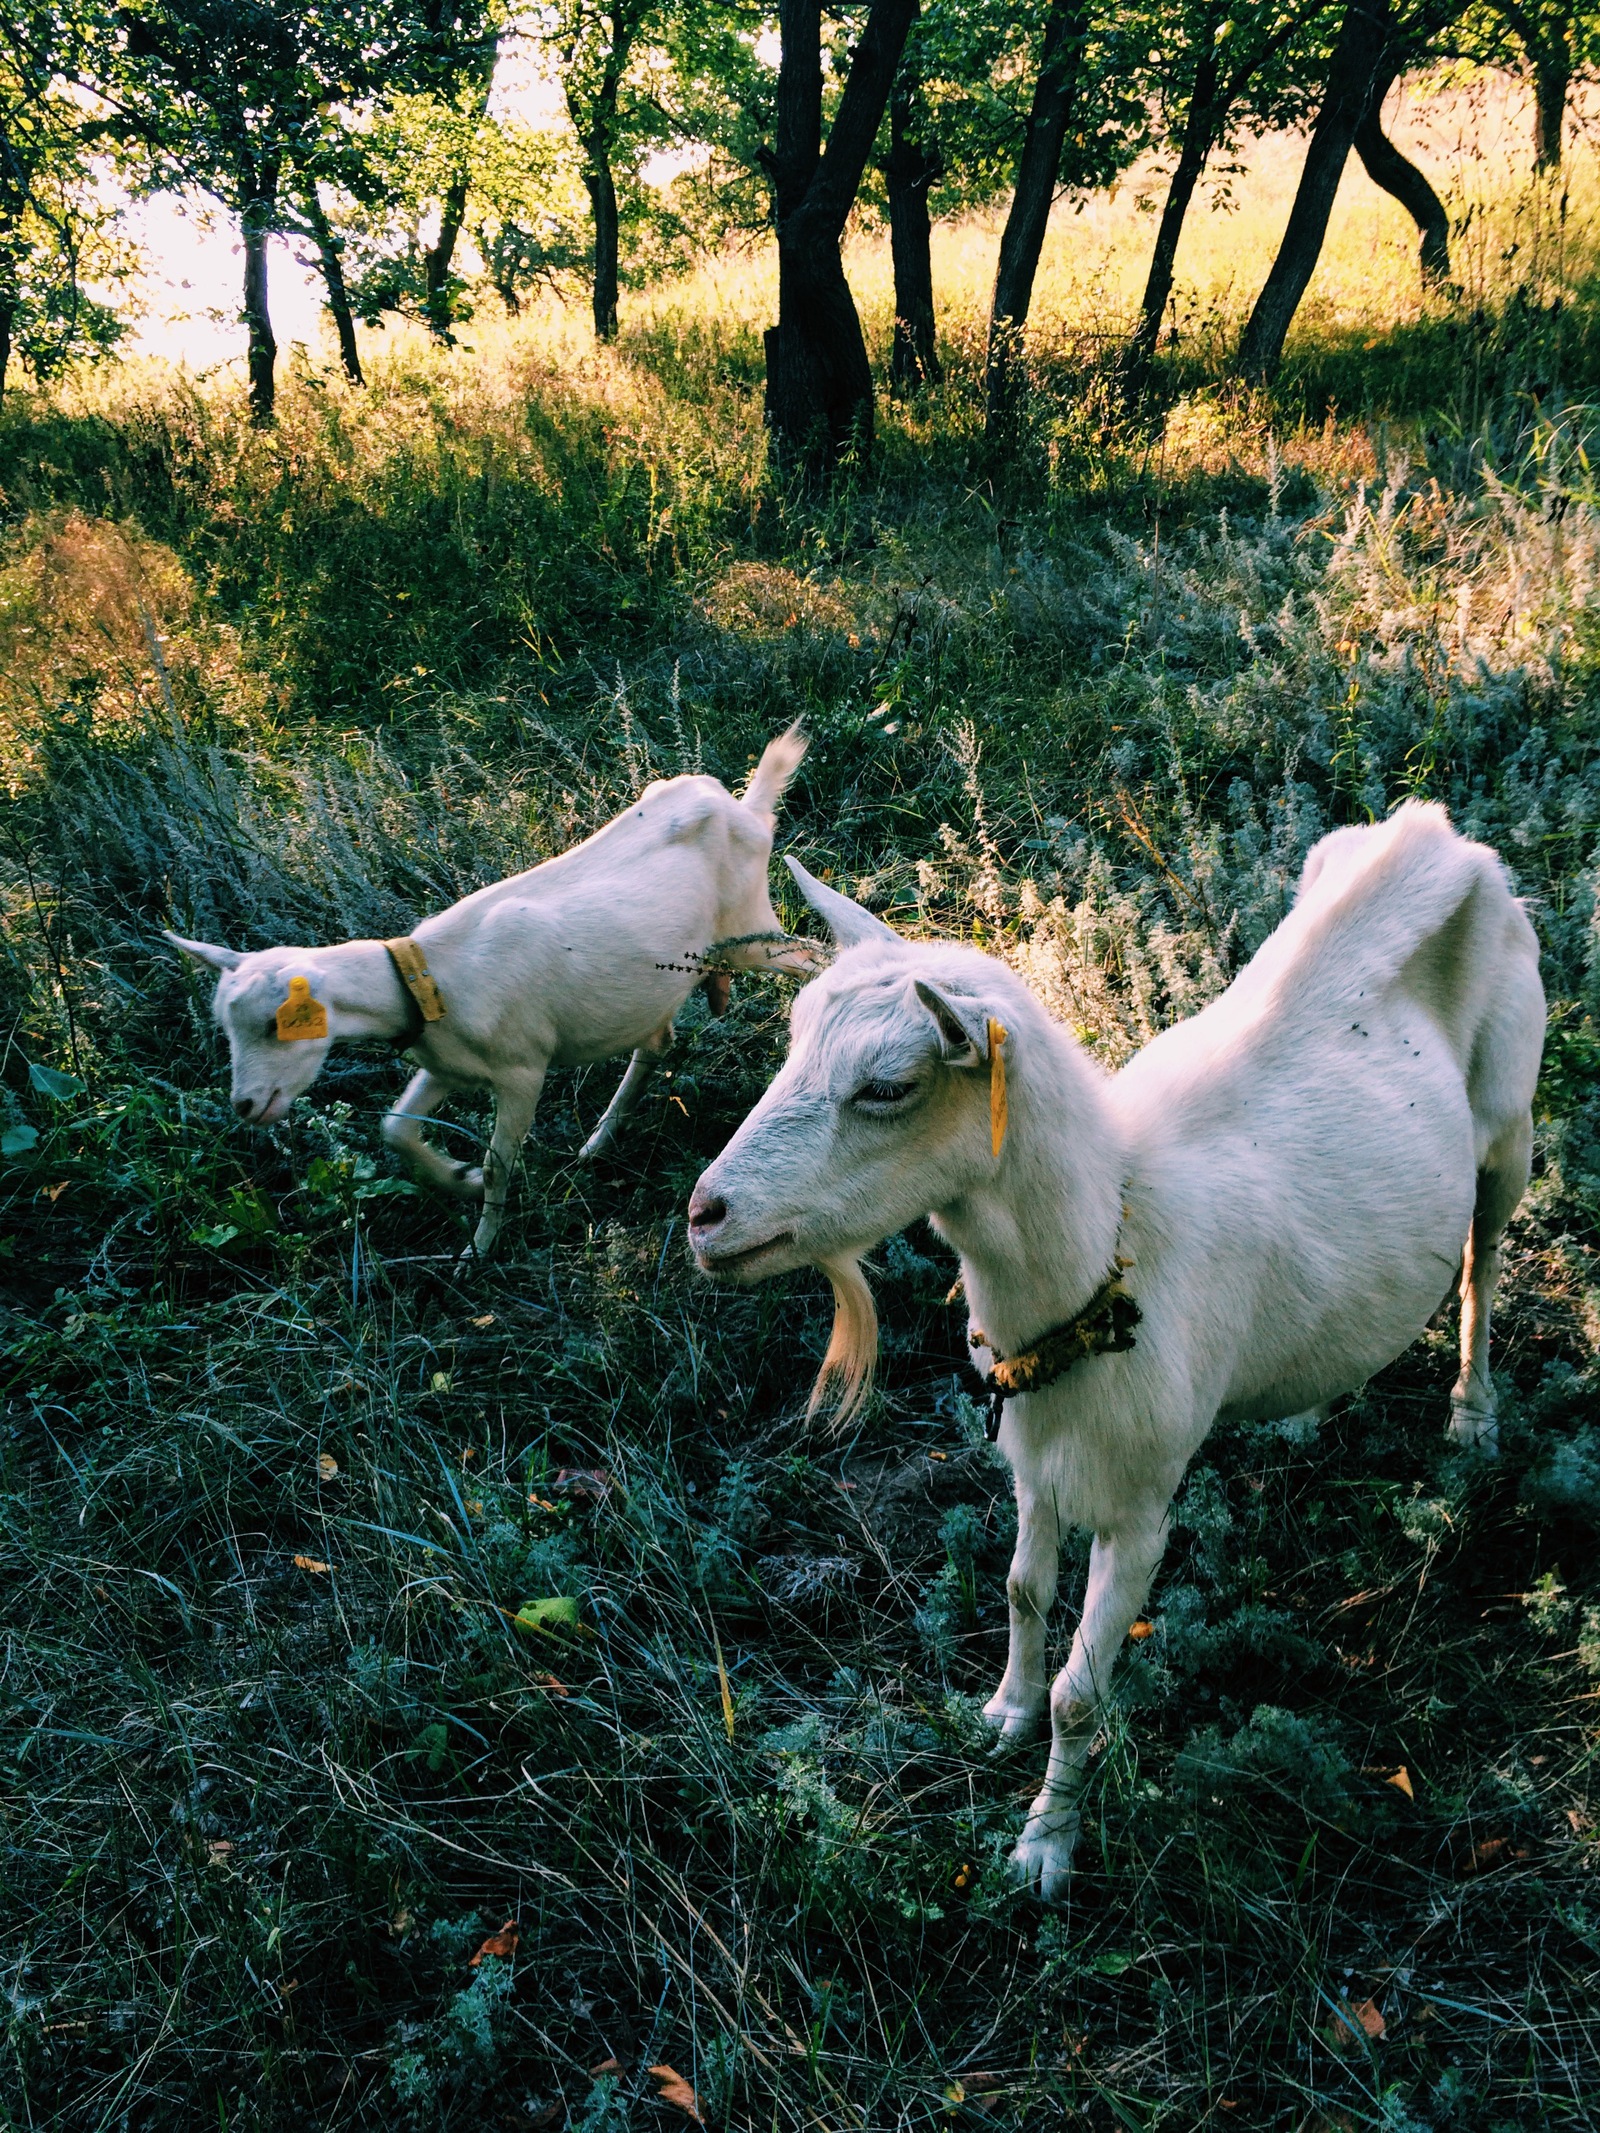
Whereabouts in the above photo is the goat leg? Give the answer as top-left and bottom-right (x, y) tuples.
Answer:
(463, 1069), (546, 1260)
(579, 1047), (657, 1161)
(983, 1479), (1060, 1741)
(578, 1022), (675, 1161)
(1012, 1510), (1169, 1904)
(382, 1068), (483, 1202)
(1449, 1117), (1531, 1456)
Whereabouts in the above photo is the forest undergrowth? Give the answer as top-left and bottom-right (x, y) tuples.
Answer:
(2, 229), (1600, 2132)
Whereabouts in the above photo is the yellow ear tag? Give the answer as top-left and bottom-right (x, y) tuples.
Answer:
(276, 974), (329, 1042)
(987, 1018), (1008, 1158)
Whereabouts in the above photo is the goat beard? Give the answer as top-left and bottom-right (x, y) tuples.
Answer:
(808, 1255), (880, 1426)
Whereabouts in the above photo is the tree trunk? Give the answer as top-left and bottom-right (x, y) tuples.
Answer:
(1235, 0), (1392, 384)
(302, 185), (363, 384)
(563, 3), (639, 343)
(1352, 69), (1452, 287)
(985, 0), (1091, 442)
(584, 129), (621, 340)
(765, 0), (918, 473)
(423, 30), (500, 343)
(0, 292), (11, 400)
(241, 170), (278, 425)
(883, 71), (942, 393)
(424, 165), (470, 341)
(492, 250), (521, 314)
(1131, 46), (1222, 369)
(1533, 57), (1569, 170)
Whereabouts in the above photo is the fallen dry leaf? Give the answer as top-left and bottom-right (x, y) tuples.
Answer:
(1470, 1838), (1533, 1868)
(1127, 1619), (1155, 1640)
(470, 1920), (519, 1966)
(317, 1453), (338, 1481)
(470, 1313), (496, 1328)
(1386, 1766), (1414, 1800)
(1330, 1587), (1388, 1615)
(536, 1672), (569, 1698)
(293, 1554), (330, 1574)
(528, 1495), (561, 1513)
(714, 1631), (735, 1742)
(589, 2058), (623, 2077)
(555, 1468), (610, 1499)
(43, 1181), (69, 1204)
(1328, 1997), (1385, 2048)
(648, 2065), (703, 2122)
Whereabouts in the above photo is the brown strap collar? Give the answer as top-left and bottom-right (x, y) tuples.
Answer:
(971, 1259), (1140, 1438)
(384, 937), (446, 1029)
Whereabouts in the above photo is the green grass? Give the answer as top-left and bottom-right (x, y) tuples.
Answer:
(2, 250), (1600, 2132)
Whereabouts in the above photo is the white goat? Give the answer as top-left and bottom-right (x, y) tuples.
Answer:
(167, 728), (818, 1256)
(687, 803), (1543, 1900)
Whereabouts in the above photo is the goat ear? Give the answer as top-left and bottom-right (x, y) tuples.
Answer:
(757, 940), (830, 976)
(914, 979), (987, 1064)
(163, 929), (243, 974)
(714, 932), (829, 977)
(785, 856), (898, 946)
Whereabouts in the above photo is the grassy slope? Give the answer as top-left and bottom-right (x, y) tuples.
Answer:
(1, 79), (1599, 2133)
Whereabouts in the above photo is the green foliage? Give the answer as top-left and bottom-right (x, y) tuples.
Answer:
(331, 92), (592, 331)
(106, 0), (493, 227)
(1173, 1702), (1359, 1819)
(0, 1), (130, 392)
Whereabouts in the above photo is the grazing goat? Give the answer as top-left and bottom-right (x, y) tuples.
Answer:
(687, 803), (1544, 1900)
(168, 727), (818, 1256)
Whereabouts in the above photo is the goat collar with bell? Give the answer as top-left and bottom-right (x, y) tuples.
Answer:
(967, 1249), (1140, 1441)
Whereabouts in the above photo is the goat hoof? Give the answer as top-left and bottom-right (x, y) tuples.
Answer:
(1010, 1807), (1081, 1904)
(1448, 1398), (1499, 1456)
(982, 1697), (1046, 1746)
(576, 1132), (612, 1163)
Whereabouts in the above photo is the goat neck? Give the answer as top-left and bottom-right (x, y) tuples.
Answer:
(304, 939), (422, 1044)
(932, 1006), (1128, 1362)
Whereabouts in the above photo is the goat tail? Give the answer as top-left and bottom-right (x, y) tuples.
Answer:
(807, 1255), (879, 1427)
(742, 721), (807, 827)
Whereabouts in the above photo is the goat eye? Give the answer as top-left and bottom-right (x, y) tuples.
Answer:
(852, 1079), (914, 1108)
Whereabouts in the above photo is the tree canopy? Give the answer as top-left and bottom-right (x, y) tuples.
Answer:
(7, 0), (1600, 459)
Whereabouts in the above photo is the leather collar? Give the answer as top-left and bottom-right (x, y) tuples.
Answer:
(970, 1258), (1140, 1439)
(383, 936), (445, 1050)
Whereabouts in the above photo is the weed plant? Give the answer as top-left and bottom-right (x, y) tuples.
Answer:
(3, 115), (1600, 2132)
